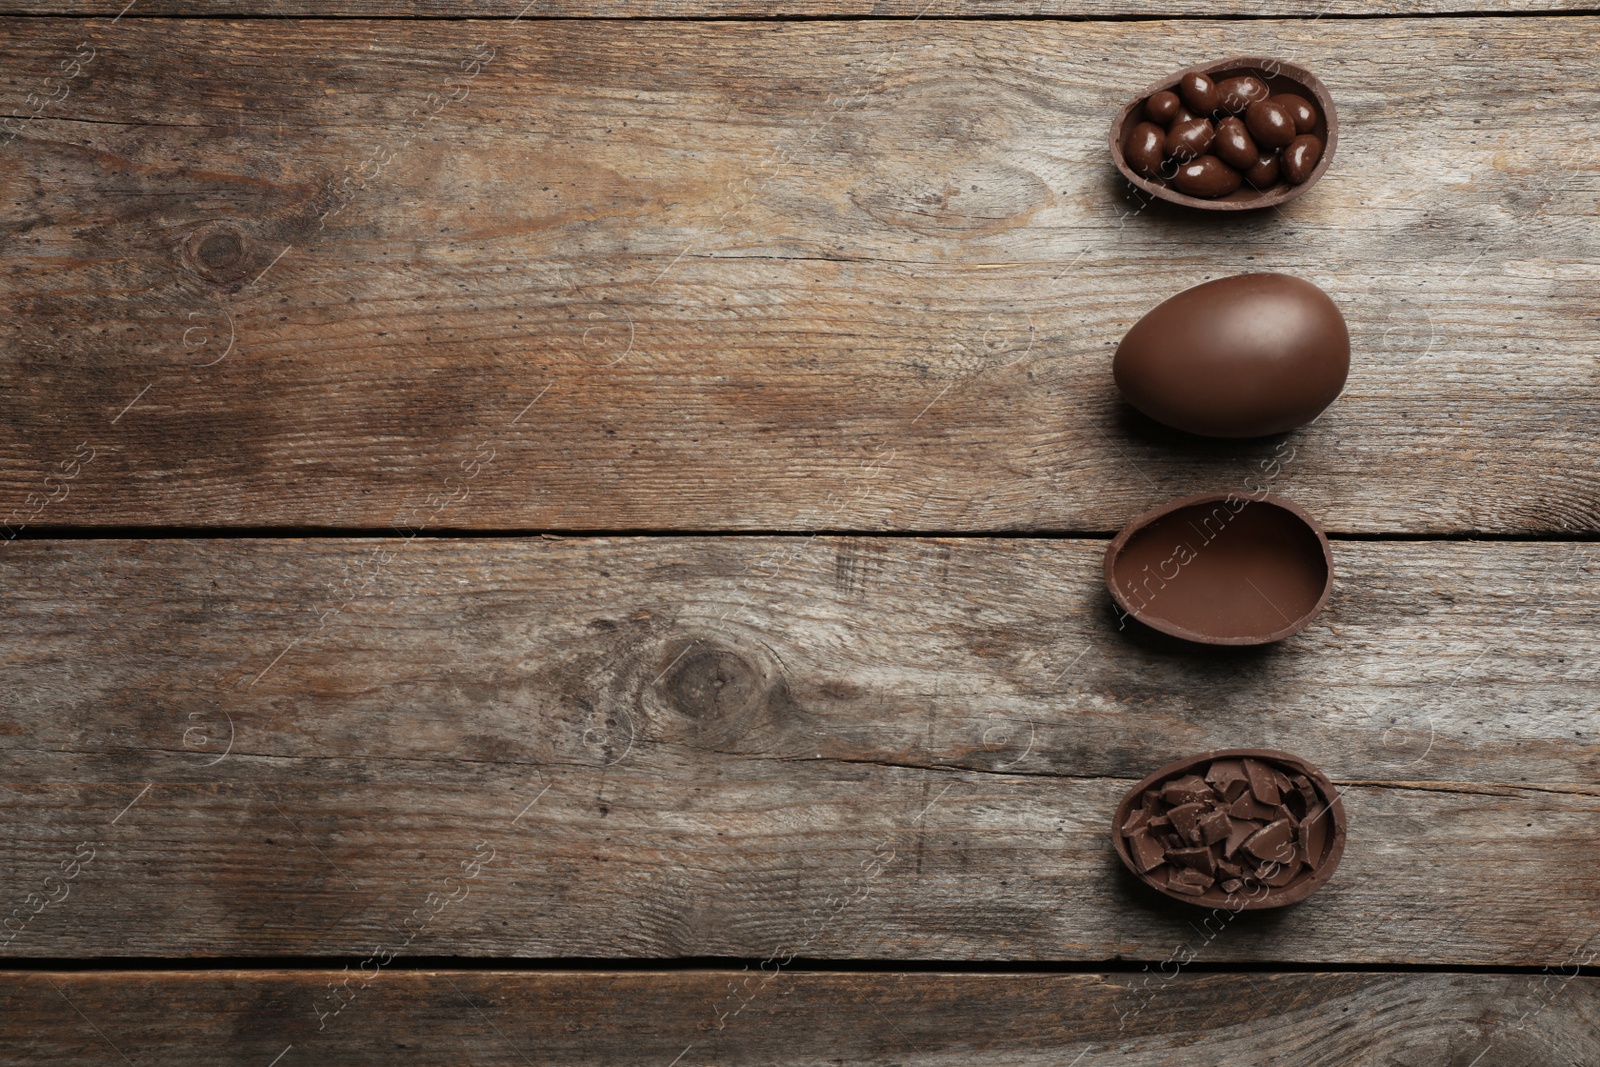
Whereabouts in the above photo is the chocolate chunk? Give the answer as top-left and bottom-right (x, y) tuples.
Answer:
(1161, 775), (1214, 807)
(1121, 808), (1150, 835)
(1166, 802), (1208, 845)
(1197, 807), (1233, 846)
(1128, 827), (1166, 872)
(1263, 854), (1301, 887)
(1220, 878), (1245, 894)
(1244, 758), (1281, 806)
(1223, 817), (1264, 858)
(1243, 818), (1296, 864)
(1273, 804), (1299, 828)
(1293, 774), (1320, 811)
(1147, 814), (1171, 830)
(1167, 846), (1216, 877)
(1205, 759), (1250, 801)
(1142, 790), (1163, 815)
(1228, 794), (1279, 822)
(1300, 809), (1328, 864)
(1216, 857), (1244, 880)
(1167, 868), (1214, 895)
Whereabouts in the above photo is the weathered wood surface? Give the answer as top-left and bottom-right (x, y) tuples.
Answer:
(1, 536), (1596, 962)
(2, 970), (1596, 1065)
(2, 18), (1597, 534)
(1, 1), (1593, 16)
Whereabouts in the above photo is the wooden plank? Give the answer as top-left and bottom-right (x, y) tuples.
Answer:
(1, 536), (1596, 962)
(0, 2), (1593, 16)
(0, 18), (1597, 534)
(2, 970), (1597, 1064)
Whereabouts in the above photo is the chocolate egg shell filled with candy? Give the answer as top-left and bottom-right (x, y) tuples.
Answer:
(1113, 272), (1350, 438)
(1104, 490), (1332, 646)
(1109, 56), (1337, 211)
(1113, 748), (1347, 909)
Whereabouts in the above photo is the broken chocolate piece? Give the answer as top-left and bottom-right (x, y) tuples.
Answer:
(1167, 846), (1216, 877)
(1166, 802), (1209, 845)
(1220, 878), (1245, 894)
(1122, 808), (1151, 835)
(1228, 793), (1279, 822)
(1128, 828), (1166, 872)
(1244, 758), (1281, 806)
(1300, 808), (1328, 865)
(1197, 807), (1232, 846)
(1223, 817), (1264, 858)
(1205, 759), (1249, 799)
(1162, 775), (1214, 807)
(1167, 868), (1214, 895)
(1243, 818), (1296, 864)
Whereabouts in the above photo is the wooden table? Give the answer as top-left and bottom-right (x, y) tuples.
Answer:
(2, 1), (1597, 1062)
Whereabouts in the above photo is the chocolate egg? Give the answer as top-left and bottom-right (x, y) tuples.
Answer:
(1108, 57), (1337, 211)
(1113, 272), (1349, 437)
(1112, 748), (1347, 909)
(1104, 490), (1333, 645)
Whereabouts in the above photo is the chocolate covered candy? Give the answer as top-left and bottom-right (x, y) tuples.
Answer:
(1213, 116), (1259, 170)
(1171, 156), (1240, 198)
(1284, 134), (1324, 184)
(1124, 121), (1166, 179)
(1245, 98), (1297, 149)
(1145, 90), (1181, 123)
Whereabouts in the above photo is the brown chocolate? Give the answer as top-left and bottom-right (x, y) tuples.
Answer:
(1245, 151), (1280, 189)
(1216, 75), (1269, 113)
(1112, 272), (1350, 438)
(1104, 490), (1334, 645)
(1244, 758), (1281, 805)
(1177, 71), (1220, 115)
(1124, 121), (1166, 179)
(1228, 793), (1280, 822)
(1145, 90), (1181, 123)
(1212, 116), (1259, 170)
(1108, 57), (1337, 211)
(1273, 92), (1318, 133)
(1283, 133), (1323, 184)
(1164, 116), (1215, 162)
(1170, 156), (1241, 198)
(1112, 748), (1346, 910)
(1204, 759), (1250, 800)
(1245, 98), (1297, 148)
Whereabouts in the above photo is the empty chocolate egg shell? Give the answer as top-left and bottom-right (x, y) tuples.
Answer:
(1105, 490), (1333, 645)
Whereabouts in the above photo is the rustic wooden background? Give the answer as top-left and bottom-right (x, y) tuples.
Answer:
(1, 1), (1597, 1064)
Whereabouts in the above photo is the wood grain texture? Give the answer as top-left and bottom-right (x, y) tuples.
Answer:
(1, 536), (1596, 962)
(0, 2), (1594, 16)
(1, 18), (1597, 534)
(3, 970), (1598, 1065)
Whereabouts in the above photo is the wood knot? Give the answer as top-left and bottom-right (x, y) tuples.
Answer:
(660, 646), (760, 721)
(184, 222), (252, 286)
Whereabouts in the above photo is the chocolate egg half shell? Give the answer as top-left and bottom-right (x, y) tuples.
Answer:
(1105, 490), (1332, 645)
(1113, 748), (1347, 909)
(1109, 56), (1338, 211)
(1114, 273), (1349, 438)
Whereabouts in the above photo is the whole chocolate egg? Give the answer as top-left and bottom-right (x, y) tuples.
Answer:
(1113, 273), (1349, 438)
